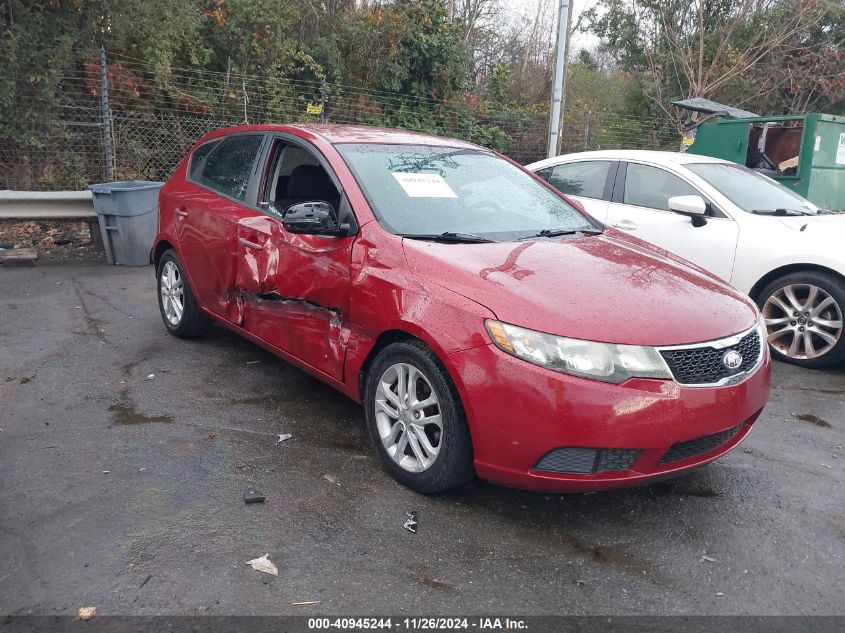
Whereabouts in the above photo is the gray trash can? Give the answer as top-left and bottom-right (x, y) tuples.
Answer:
(88, 180), (164, 266)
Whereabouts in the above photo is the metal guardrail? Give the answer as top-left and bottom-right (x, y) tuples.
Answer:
(0, 190), (96, 219)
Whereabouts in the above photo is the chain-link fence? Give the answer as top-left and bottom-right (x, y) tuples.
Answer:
(0, 48), (682, 191)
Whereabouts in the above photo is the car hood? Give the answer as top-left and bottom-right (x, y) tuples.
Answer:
(775, 213), (845, 233)
(402, 233), (757, 347)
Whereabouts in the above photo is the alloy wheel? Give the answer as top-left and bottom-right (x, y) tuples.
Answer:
(374, 362), (442, 473)
(763, 283), (843, 360)
(160, 260), (185, 327)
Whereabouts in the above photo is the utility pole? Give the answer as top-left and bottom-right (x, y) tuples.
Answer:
(99, 47), (115, 181)
(547, 0), (571, 158)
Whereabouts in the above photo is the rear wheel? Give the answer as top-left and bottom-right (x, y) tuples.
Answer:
(156, 249), (209, 338)
(364, 340), (474, 494)
(757, 271), (845, 368)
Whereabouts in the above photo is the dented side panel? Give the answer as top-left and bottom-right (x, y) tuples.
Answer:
(342, 222), (494, 402)
(234, 214), (354, 381)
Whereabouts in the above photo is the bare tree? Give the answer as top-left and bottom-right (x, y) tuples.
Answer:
(591, 0), (838, 120)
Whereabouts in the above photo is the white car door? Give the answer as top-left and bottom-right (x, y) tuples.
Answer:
(533, 160), (615, 222)
(605, 161), (740, 281)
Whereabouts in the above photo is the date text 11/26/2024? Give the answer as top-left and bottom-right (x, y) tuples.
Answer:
(307, 617), (528, 630)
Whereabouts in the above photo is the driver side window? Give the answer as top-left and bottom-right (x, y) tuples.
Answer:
(263, 141), (340, 214)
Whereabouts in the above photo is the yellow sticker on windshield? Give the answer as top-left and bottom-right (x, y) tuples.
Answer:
(392, 172), (458, 198)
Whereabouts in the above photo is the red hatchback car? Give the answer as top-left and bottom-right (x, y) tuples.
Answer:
(153, 124), (771, 494)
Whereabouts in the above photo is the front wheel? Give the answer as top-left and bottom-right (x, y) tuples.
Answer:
(156, 249), (209, 339)
(757, 271), (845, 368)
(364, 340), (474, 494)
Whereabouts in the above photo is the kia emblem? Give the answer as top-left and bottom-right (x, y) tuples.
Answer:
(722, 350), (743, 370)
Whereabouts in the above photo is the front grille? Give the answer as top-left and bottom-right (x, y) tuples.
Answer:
(534, 447), (641, 474)
(659, 425), (741, 464)
(660, 329), (761, 385)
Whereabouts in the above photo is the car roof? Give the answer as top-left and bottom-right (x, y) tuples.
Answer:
(200, 123), (481, 150)
(527, 149), (732, 169)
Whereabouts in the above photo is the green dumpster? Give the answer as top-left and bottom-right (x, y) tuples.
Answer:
(687, 113), (845, 212)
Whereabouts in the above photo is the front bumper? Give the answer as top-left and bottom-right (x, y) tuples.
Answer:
(447, 342), (771, 492)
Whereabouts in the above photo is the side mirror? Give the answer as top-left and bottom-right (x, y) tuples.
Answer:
(668, 195), (708, 227)
(282, 201), (351, 236)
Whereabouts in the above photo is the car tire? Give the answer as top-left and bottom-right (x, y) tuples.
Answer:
(364, 339), (475, 494)
(757, 271), (845, 368)
(156, 249), (209, 339)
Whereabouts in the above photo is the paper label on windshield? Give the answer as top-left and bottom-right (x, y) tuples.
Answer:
(392, 172), (457, 198)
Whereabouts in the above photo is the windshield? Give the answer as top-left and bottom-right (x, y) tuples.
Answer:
(336, 143), (599, 241)
(686, 162), (818, 214)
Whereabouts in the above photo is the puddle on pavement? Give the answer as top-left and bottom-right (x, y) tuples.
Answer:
(446, 486), (667, 585)
(796, 413), (832, 428)
(416, 577), (456, 592)
(120, 358), (148, 377)
(109, 401), (173, 425)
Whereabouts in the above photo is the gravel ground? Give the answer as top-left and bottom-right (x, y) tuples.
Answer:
(0, 261), (842, 617)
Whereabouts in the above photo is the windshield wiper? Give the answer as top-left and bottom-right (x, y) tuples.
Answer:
(750, 208), (814, 216)
(400, 231), (497, 243)
(517, 227), (604, 241)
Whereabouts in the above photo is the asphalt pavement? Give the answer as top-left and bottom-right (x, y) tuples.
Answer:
(0, 262), (842, 616)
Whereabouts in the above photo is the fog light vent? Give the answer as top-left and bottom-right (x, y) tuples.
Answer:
(534, 448), (597, 474)
(659, 425), (741, 464)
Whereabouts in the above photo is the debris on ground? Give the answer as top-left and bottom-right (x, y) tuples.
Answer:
(276, 433), (293, 445)
(138, 467), (147, 472)
(403, 511), (418, 534)
(244, 489), (266, 504)
(575, 579), (587, 586)
(76, 606), (97, 621)
(139, 574), (152, 588)
(0, 220), (102, 262)
(716, 592), (725, 597)
(145, 374), (155, 381)
(292, 601), (321, 606)
(102, 471), (110, 474)
(246, 360), (261, 365)
(323, 474), (340, 486)
(246, 553), (278, 576)
(820, 463), (833, 469)
(700, 555), (716, 563)
(0, 248), (38, 267)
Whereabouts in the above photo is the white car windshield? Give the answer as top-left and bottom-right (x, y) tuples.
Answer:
(686, 162), (818, 214)
(336, 143), (600, 241)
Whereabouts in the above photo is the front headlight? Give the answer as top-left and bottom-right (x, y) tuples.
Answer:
(485, 320), (672, 384)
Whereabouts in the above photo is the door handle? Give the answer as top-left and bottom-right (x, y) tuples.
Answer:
(174, 207), (188, 218)
(238, 236), (263, 250)
(612, 219), (637, 231)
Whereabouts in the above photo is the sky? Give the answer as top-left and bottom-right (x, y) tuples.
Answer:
(500, 0), (602, 53)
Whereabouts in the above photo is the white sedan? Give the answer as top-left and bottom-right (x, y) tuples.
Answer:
(526, 150), (845, 368)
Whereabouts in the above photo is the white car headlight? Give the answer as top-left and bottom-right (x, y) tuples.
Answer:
(485, 320), (672, 384)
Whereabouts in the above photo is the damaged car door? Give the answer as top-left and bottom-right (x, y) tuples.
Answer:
(234, 138), (356, 381)
(180, 133), (267, 321)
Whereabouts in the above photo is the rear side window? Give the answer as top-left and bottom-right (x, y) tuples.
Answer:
(623, 163), (700, 211)
(545, 161), (611, 199)
(188, 140), (220, 181)
(197, 135), (263, 201)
